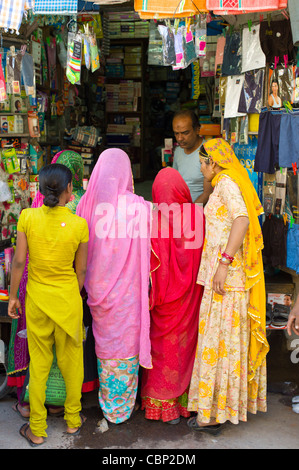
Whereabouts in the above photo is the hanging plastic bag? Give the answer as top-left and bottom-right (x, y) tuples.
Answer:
(157, 24), (176, 66)
(21, 52), (35, 97)
(148, 21), (163, 65)
(1, 148), (20, 174)
(194, 15), (207, 57)
(221, 31), (242, 76)
(173, 26), (187, 70)
(90, 33), (100, 73)
(183, 20), (197, 67)
(0, 54), (7, 102)
(83, 35), (91, 70)
(56, 34), (68, 69)
(238, 69), (265, 114)
(28, 110), (40, 138)
(241, 24), (266, 73)
(66, 32), (82, 85)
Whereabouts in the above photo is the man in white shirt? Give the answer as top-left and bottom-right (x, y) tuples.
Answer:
(172, 110), (213, 204)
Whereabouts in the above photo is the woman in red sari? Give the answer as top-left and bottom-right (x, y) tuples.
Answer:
(141, 167), (205, 424)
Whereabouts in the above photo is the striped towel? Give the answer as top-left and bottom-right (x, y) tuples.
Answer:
(33, 0), (78, 14)
(207, 0), (287, 12)
(0, 0), (26, 33)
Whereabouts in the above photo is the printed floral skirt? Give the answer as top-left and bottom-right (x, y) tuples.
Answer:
(141, 391), (191, 422)
(97, 355), (139, 424)
(188, 289), (267, 425)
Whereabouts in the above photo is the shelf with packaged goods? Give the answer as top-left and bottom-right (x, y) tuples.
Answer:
(104, 38), (147, 181)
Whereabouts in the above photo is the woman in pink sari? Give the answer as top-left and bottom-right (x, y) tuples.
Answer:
(141, 167), (204, 424)
(76, 148), (152, 424)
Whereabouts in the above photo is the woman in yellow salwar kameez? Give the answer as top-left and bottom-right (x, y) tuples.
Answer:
(187, 138), (269, 435)
(8, 163), (89, 446)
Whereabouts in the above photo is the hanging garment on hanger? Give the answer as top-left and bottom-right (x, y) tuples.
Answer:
(238, 69), (265, 114)
(221, 32), (242, 76)
(260, 19), (296, 66)
(254, 109), (281, 174)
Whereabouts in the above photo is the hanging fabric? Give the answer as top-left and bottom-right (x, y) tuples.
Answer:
(0, 0), (26, 34)
(207, 0), (287, 14)
(134, 0), (208, 19)
(33, 0), (78, 15)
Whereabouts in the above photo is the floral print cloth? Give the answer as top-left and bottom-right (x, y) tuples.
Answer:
(188, 175), (267, 424)
(97, 355), (139, 424)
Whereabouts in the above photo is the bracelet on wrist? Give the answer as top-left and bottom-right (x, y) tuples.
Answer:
(219, 258), (230, 266)
(221, 252), (234, 263)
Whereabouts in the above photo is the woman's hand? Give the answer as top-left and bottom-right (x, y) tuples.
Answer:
(212, 263), (228, 296)
(8, 298), (22, 319)
(287, 301), (299, 337)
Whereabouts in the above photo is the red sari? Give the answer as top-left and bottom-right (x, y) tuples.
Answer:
(141, 167), (204, 421)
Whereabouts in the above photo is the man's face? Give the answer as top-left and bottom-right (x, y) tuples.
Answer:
(173, 116), (199, 152)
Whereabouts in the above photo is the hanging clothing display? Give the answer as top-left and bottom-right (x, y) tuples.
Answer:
(207, 0), (287, 14)
(134, 0), (208, 19)
(0, 0), (26, 34)
(33, 0), (78, 14)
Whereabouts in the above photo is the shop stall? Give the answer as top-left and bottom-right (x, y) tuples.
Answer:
(0, 0), (299, 398)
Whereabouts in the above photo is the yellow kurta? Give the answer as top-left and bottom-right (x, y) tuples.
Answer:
(17, 205), (89, 436)
(18, 205), (89, 344)
(188, 176), (267, 424)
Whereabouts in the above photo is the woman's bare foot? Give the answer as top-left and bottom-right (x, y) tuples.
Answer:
(66, 414), (86, 434)
(12, 402), (30, 419)
(19, 423), (44, 446)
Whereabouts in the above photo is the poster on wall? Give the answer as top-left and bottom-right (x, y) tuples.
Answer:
(267, 66), (296, 108)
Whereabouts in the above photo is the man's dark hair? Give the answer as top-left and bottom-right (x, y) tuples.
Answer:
(173, 109), (200, 130)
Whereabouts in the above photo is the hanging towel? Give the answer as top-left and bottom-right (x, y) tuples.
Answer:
(207, 0), (287, 13)
(0, 0), (26, 33)
(34, 0), (78, 14)
(134, 0), (208, 19)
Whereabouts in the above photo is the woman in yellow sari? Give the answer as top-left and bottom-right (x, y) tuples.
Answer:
(187, 138), (269, 434)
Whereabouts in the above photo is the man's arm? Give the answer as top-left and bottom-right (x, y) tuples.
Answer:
(194, 178), (213, 206)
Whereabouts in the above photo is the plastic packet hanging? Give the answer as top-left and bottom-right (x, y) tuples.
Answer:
(56, 34), (68, 68)
(173, 26), (187, 70)
(1, 148), (20, 174)
(275, 168), (287, 215)
(194, 15), (206, 57)
(148, 21), (163, 66)
(6, 50), (22, 94)
(241, 24), (266, 73)
(157, 25), (176, 66)
(21, 52), (35, 96)
(90, 34), (100, 73)
(239, 115), (249, 145)
(238, 69), (265, 114)
(0, 54), (7, 102)
(263, 174), (276, 214)
(83, 35), (91, 70)
(46, 37), (58, 89)
(183, 23), (197, 67)
(66, 32), (82, 85)
(28, 109), (40, 138)
(221, 31), (242, 76)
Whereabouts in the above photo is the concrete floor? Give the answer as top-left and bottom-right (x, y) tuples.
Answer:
(1, 180), (298, 451)
(0, 331), (299, 450)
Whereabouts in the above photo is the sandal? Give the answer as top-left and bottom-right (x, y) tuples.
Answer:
(165, 418), (180, 425)
(19, 423), (44, 447)
(266, 303), (273, 326)
(272, 304), (290, 327)
(12, 402), (29, 421)
(187, 416), (225, 435)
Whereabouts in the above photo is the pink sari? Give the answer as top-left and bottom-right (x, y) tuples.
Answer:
(76, 148), (152, 368)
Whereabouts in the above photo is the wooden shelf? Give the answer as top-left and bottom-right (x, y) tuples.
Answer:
(0, 133), (30, 137)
